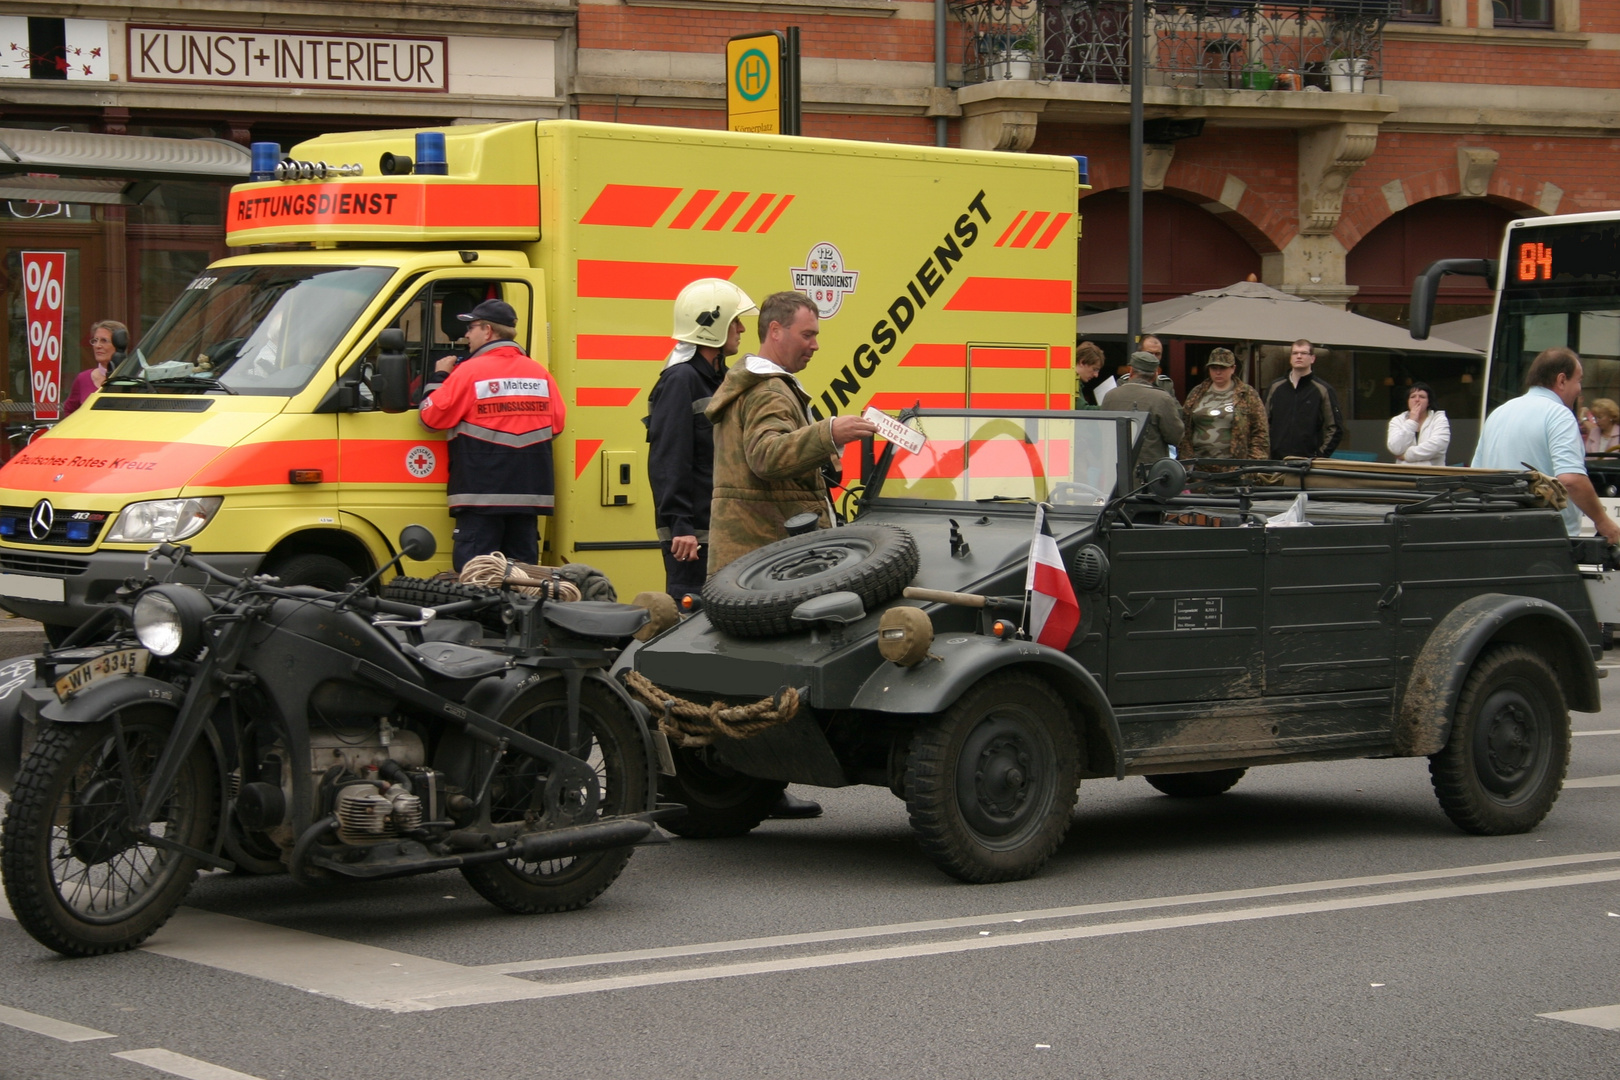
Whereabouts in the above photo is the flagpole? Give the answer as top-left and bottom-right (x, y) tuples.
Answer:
(1021, 502), (1046, 639)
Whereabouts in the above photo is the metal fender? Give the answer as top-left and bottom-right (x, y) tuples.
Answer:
(17, 674), (183, 728)
(1396, 593), (1600, 757)
(851, 636), (1124, 779)
(461, 667), (662, 808)
(0, 654), (42, 793)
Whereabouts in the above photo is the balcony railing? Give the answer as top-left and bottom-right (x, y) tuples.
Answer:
(952, 1), (1393, 91)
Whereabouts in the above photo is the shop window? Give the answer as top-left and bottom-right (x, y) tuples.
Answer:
(1493, 0), (1554, 26)
(2, 248), (83, 405)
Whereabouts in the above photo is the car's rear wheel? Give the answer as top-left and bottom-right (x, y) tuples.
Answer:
(1429, 644), (1569, 835)
(659, 746), (786, 838)
(1144, 769), (1247, 798)
(904, 674), (1077, 883)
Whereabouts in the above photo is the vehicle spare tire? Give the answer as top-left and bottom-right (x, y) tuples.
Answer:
(382, 576), (506, 634)
(702, 524), (919, 638)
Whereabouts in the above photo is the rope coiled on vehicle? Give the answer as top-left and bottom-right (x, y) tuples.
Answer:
(620, 668), (800, 747)
(459, 553), (582, 601)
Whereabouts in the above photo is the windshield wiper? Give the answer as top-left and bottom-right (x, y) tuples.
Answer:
(974, 495), (1034, 503)
(147, 374), (238, 395)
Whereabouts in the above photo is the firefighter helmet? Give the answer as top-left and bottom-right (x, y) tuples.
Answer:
(672, 278), (758, 349)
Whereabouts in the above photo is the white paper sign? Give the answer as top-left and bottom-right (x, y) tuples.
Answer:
(862, 406), (926, 455)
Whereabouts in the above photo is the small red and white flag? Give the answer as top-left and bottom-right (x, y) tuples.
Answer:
(1024, 504), (1080, 649)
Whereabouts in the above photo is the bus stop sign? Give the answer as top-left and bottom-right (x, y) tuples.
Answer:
(727, 31), (799, 136)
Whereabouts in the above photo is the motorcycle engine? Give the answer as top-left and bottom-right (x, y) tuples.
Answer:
(238, 722), (437, 847)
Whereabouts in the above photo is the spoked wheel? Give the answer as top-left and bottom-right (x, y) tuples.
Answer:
(459, 680), (649, 913)
(1144, 769), (1247, 798)
(1, 709), (215, 956)
(1429, 644), (1570, 835)
(904, 674), (1078, 883)
(658, 747), (787, 839)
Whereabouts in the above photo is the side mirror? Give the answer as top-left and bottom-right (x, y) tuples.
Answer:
(1145, 457), (1186, 501)
(398, 524), (436, 562)
(375, 328), (410, 414)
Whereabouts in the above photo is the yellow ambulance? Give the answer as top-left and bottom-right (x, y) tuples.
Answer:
(0, 120), (1082, 636)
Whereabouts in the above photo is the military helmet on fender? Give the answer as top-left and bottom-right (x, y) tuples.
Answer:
(672, 278), (758, 348)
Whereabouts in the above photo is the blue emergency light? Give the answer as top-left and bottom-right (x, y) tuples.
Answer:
(250, 142), (282, 182)
(1072, 155), (1089, 186)
(415, 132), (448, 176)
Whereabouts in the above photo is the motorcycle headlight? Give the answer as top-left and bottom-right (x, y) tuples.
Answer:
(133, 585), (212, 658)
(107, 497), (222, 544)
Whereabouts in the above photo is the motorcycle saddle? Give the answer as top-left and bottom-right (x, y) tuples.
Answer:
(402, 641), (511, 680)
(542, 600), (649, 640)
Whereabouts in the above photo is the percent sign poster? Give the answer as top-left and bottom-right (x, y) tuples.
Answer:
(21, 251), (66, 421)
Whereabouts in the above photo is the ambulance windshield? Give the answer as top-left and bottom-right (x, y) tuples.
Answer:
(869, 411), (1126, 509)
(110, 265), (393, 396)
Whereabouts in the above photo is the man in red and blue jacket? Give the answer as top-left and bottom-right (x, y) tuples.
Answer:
(420, 299), (565, 570)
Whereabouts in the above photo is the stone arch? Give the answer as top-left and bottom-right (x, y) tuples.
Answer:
(1080, 161), (1287, 255)
(1076, 189), (1264, 304)
(1338, 167), (1551, 250)
(1346, 196), (1524, 319)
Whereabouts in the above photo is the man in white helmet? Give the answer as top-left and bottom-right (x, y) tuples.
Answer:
(645, 278), (757, 601)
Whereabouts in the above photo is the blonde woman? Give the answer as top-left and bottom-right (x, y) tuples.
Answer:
(1584, 397), (1620, 453)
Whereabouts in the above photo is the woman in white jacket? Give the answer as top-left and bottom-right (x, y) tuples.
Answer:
(1387, 382), (1451, 466)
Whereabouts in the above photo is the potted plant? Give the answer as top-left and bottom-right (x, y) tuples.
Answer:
(1326, 48), (1368, 92)
(1004, 31), (1039, 80)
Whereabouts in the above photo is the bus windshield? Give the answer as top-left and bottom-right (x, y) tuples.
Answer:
(111, 265), (393, 396)
(1488, 220), (1620, 415)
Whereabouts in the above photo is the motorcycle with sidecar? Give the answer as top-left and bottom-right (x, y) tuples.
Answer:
(0, 526), (671, 957)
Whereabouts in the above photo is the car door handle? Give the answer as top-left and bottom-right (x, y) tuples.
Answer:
(1112, 595), (1156, 621)
(1377, 583), (1402, 610)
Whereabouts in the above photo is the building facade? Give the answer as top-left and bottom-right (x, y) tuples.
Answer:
(1, 0), (568, 407)
(6, 1), (1619, 457)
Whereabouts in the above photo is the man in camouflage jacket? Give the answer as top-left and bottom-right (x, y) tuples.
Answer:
(705, 292), (877, 576)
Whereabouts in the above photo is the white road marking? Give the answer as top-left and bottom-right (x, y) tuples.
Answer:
(113, 1048), (266, 1080)
(0, 1003), (115, 1042)
(1539, 1004), (1620, 1031)
(1573, 729), (1620, 736)
(138, 909), (551, 1013)
(491, 868), (1620, 1001)
(481, 850), (1620, 975)
(1565, 775), (1620, 788)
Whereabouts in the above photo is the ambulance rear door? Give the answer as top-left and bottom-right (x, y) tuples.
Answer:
(329, 266), (549, 571)
(966, 343), (1066, 412)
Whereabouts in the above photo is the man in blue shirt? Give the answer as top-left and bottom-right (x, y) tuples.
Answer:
(1472, 347), (1620, 542)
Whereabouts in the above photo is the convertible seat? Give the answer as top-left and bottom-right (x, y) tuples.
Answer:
(543, 600), (649, 640)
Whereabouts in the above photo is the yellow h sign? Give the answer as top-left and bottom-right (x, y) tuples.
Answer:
(727, 33), (783, 135)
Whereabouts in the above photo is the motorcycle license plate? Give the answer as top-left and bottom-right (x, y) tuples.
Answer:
(54, 649), (149, 701)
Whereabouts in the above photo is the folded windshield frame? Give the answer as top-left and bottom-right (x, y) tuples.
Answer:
(863, 409), (1139, 511)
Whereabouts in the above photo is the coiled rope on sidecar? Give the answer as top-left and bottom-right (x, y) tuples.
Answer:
(620, 669), (800, 747)
(460, 553), (583, 601)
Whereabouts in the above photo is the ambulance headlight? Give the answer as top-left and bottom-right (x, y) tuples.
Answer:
(133, 585), (211, 658)
(107, 497), (223, 543)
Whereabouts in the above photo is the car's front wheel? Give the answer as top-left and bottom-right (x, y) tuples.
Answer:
(903, 674), (1078, 883)
(1429, 644), (1569, 835)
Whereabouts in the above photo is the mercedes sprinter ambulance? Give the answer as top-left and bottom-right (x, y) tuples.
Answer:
(0, 120), (1083, 635)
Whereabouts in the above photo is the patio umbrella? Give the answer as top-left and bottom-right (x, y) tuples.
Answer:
(1073, 281), (1481, 355)
(1430, 314), (1492, 354)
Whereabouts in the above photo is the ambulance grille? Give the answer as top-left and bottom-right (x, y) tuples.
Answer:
(0, 507), (107, 548)
(0, 552), (90, 576)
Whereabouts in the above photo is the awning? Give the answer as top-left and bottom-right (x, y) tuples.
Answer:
(0, 175), (131, 205)
(0, 127), (249, 181)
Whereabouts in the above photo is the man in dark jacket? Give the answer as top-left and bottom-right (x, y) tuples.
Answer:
(1102, 351), (1185, 472)
(1265, 339), (1343, 459)
(646, 278), (757, 600)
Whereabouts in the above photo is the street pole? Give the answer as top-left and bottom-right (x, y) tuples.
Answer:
(1128, 0), (1144, 350)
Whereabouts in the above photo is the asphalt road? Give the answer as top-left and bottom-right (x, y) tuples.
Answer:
(1, 646), (1616, 1079)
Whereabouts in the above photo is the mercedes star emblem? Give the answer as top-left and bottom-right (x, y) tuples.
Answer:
(27, 499), (54, 541)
